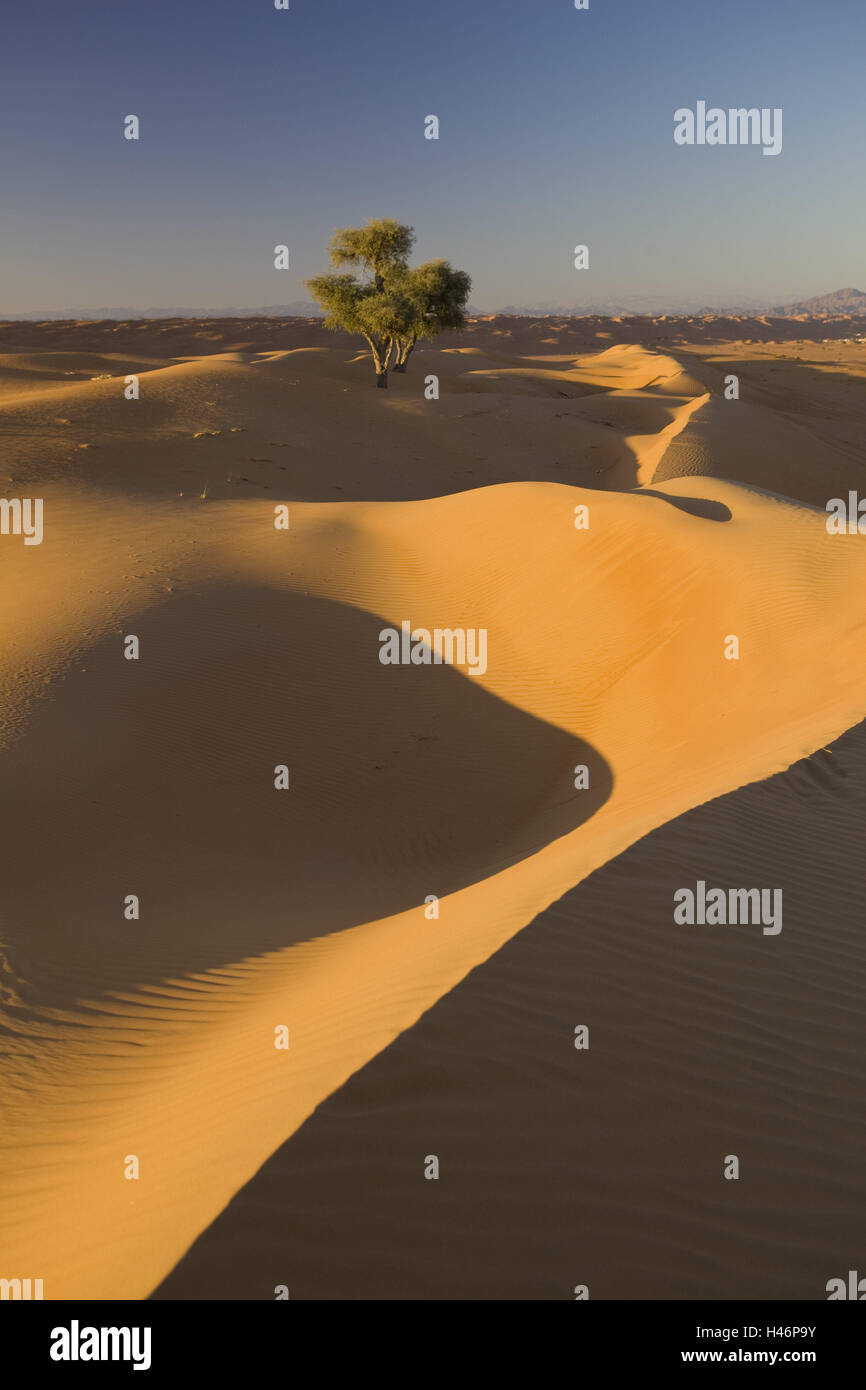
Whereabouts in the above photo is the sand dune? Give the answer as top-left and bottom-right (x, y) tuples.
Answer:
(1, 323), (865, 1298)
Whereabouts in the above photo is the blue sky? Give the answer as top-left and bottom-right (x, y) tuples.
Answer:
(1, 0), (863, 313)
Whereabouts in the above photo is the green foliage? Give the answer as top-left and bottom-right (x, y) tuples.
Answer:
(408, 261), (472, 333)
(306, 219), (471, 385)
(305, 274), (371, 335)
(328, 219), (415, 289)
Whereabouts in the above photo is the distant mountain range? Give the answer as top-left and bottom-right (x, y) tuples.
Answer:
(496, 289), (866, 318)
(0, 301), (326, 321)
(0, 299), (492, 322)
(2, 290), (865, 321)
(496, 295), (767, 317)
(767, 287), (866, 316)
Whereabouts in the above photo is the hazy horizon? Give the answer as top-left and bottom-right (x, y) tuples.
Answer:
(3, 287), (866, 321)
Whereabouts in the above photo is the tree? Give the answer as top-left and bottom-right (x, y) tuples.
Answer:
(306, 220), (471, 388)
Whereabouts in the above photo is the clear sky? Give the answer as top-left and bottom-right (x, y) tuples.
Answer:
(1, 0), (864, 314)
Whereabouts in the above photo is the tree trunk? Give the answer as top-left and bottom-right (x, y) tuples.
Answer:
(365, 334), (391, 388)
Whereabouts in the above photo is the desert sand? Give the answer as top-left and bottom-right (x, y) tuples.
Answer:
(1, 317), (865, 1299)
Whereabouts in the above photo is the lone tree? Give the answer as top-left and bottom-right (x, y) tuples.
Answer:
(306, 219), (471, 388)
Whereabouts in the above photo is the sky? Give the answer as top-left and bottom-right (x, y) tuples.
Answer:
(1, 0), (864, 314)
